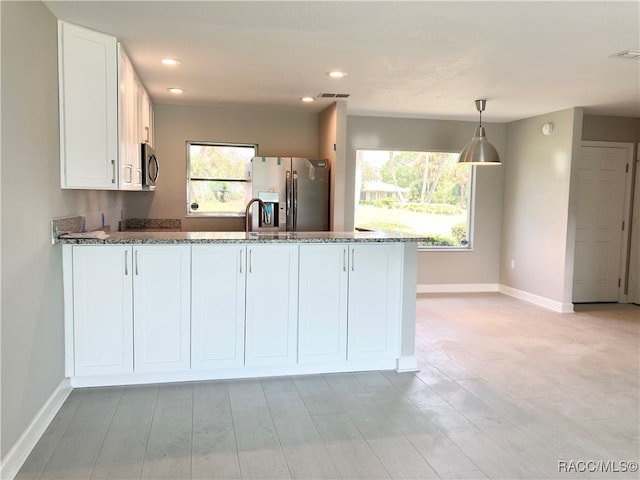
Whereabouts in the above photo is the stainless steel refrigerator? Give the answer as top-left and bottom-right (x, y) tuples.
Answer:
(249, 157), (330, 231)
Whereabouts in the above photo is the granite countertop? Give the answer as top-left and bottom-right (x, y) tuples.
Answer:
(57, 230), (427, 245)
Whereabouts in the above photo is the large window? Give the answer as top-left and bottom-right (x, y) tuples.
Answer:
(355, 150), (474, 248)
(187, 142), (256, 215)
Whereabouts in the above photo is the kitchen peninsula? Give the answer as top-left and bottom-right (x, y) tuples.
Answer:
(58, 229), (421, 387)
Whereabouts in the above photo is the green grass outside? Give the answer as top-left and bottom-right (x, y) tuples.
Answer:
(355, 204), (466, 238)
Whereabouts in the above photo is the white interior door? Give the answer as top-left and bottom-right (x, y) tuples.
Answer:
(573, 144), (632, 302)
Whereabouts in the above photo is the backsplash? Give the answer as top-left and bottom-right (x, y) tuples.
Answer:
(51, 216), (84, 243)
(52, 216), (181, 243)
(119, 218), (181, 231)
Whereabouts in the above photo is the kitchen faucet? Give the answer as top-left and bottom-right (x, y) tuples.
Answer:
(245, 198), (267, 232)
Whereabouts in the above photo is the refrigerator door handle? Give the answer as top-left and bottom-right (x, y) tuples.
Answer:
(292, 170), (298, 231)
(285, 170), (292, 231)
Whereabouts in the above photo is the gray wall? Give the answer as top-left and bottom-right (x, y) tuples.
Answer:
(126, 104), (319, 231)
(318, 103), (337, 229)
(318, 101), (348, 230)
(582, 114), (640, 145)
(499, 108), (583, 306)
(0, 1), (126, 460)
(346, 115), (506, 286)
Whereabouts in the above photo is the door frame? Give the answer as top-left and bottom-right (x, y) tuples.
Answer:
(575, 141), (635, 303)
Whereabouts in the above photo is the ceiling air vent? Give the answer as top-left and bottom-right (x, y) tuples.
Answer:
(318, 93), (350, 99)
(611, 49), (640, 59)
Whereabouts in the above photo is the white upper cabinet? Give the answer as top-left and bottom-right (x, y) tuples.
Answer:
(139, 86), (153, 147)
(118, 47), (142, 190)
(58, 21), (119, 189)
(58, 21), (153, 190)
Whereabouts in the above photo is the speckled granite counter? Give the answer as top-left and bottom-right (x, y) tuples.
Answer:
(58, 229), (426, 244)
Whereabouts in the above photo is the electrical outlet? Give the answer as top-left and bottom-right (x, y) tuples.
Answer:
(510, 259), (516, 270)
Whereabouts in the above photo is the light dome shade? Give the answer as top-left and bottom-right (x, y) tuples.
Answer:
(458, 126), (501, 164)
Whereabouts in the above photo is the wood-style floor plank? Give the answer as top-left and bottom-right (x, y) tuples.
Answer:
(16, 294), (639, 480)
(140, 383), (193, 480)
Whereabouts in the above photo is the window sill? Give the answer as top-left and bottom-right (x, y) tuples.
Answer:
(186, 212), (245, 218)
(418, 246), (473, 252)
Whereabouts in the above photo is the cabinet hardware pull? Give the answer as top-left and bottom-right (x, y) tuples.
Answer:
(111, 159), (116, 183)
(239, 249), (243, 273)
(144, 126), (149, 144)
(249, 250), (252, 273)
(124, 250), (128, 275)
(135, 250), (139, 275)
(343, 249), (346, 271)
(351, 248), (355, 271)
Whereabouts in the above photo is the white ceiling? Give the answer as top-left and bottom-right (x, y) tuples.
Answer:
(44, 0), (640, 122)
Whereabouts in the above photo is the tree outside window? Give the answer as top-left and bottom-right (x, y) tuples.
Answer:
(187, 142), (256, 215)
(355, 150), (474, 248)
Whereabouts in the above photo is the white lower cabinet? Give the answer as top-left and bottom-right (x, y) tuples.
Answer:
(67, 241), (404, 383)
(191, 245), (246, 369)
(245, 244), (299, 367)
(132, 245), (191, 373)
(72, 245), (133, 376)
(298, 244), (348, 363)
(347, 243), (402, 361)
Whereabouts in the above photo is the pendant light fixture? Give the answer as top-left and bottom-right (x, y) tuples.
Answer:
(458, 99), (501, 165)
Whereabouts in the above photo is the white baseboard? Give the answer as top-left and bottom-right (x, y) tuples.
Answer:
(0, 379), (72, 480)
(416, 283), (574, 313)
(417, 283), (499, 293)
(396, 356), (419, 372)
(498, 284), (574, 313)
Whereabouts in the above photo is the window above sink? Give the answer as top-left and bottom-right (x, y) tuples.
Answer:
(187, 142), (256, 217)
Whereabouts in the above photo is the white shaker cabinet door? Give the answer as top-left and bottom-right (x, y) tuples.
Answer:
(139, 86), (153, 147)
(347, 243), (402, 361)
(191, 245), (246, 369)
(72, 246), (133, 376)
(245, 244), (299, 367)
(118, 46), (141, 190)
(298, 244), (348, 363)
(132, 245), (191, 373)
(58, 21), (118, 189)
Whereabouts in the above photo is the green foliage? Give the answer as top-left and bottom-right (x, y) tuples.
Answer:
(369, 150), (470, 206)
(451, 222), (467, 245)
(400, 203), (462, 215)
(419, 235), (457, 247)
(189, 144), (253, 180)
(379, 151), (424, 201)
(375, 197), (399, 209)
(357, 221), (417, 234)
(188, 143), (254, 214)
(189, 180), (248, 214)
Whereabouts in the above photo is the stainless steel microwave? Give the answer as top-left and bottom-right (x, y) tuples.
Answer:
(141, 143), (159, 190)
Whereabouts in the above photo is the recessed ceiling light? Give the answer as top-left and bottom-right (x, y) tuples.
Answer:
(161, 58), (181, 65)
(168, 88), (184, 94)
(326, 71), (347, 79)
(301, 96), (315, 102)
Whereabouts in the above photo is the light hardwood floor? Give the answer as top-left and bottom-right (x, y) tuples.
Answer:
(17, 293), (640, 479)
